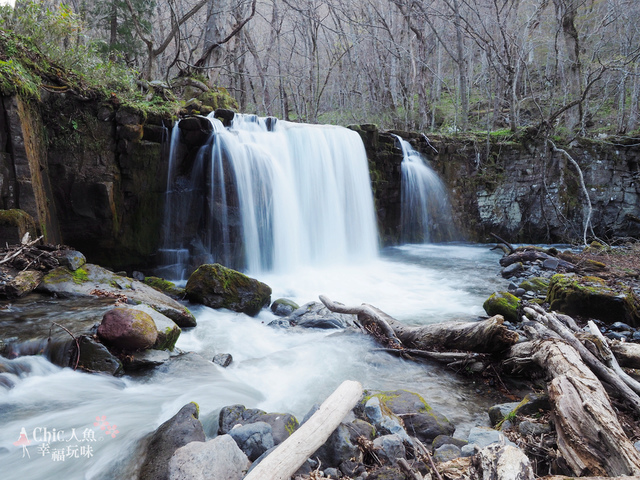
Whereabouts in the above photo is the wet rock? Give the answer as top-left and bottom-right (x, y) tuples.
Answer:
(38, 264), (196, 327)
(518, 277), (550, 296)
(546, 274), (640, 326)
(501, 262), (523, 278)
(218, 404), (299, 445)
(97, 307), (158, 351)
(271, 298), (299, 317)
(363, 396), (410, 442)
(228, 421), (274, 461)
(213, 353), (233, 367)
(55, 250), (86, 271)
(140, 402), (206, 480)
(313, 422), (362, 468)
(483, 291), (521, 323)
(467, 426), (516, 449)
(76, 335), (123, 375)
(373, 434), (406, 466)
(282, 301), (357, 329)
(168, 434), (249, 480)
(144, 276), (186, 299)
(185, 263), (271, 316)
(434, 444), (461, 463)
(125, 349), (171, 370)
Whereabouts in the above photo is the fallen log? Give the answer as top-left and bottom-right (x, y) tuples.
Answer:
(319, 296), (518, 353)
(243, 380), (363, 480)
(506, 339), (640, 476)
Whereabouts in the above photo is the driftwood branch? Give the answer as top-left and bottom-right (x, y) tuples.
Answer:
(0, 235), (44, 265)
(243, 380), (363, 480)
(49, 322), (80, 370)
(490, 232), (515, 255)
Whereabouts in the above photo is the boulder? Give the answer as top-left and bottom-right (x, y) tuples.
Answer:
(365, 390), (454, 445)
(125, 349), (171, 370)
(140, 403), (206, 480)
(168, 435), (249, 480)
(218, 404), (299, 445)
(76, 335), (123, 375)
(518, 277), (550, 296)
(373, 434), (406, 466)
(37, 264), (196, 327)
(213, 353), (233, 367)
(144, 276), (186, 299)
(54, 250), (86, 271)
(546, 273), (640, 326)
(363, 396), (410, 442)
(434, 444), (462, 463)
(279, 301), (357, 329)
(312, 422), (362, 468)
(129, 304), (181, 351)
(483, 291), (521, 323)
(97, 307), (158, 351)
(270, 298), (299, 317)
(227, 421), (274, 461)
(185, 264), (271, 316)
(467, 426), (516, 449)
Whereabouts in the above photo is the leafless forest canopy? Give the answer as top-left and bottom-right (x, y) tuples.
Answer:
(45, 0), (640, 133)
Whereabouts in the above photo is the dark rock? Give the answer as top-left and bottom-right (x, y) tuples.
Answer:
(268, 318), (291, 328)
(76, 335), (123, 375)
(218, 404), (299, 445)
(433, 444), (461, 463)
(0, 209), (37, 245)
(97, 307), (158, 351)
(125, 349), (170, 370)
(283, 301), (357, 329)
(115, 107), (142, 125)
(313, 423), (362, 468)
(227, 421), (274, 461)
(608, 331), (630, 340)
(514, 288), (526, 297)
(501, 262), (523, 278)
(432, 435), (468, 449)
(483, 291), (521, 323)
(518, 420), (551, 436)
(139, 403), (205, 480)
(324, 468), (341, 478)
(213, 353), (233, 367)
(611, 321), (633, 331)
(271, 298), (300, 317)
(519, 277), (550, 295)
(367, 466), (405, 480)
(488, 402), (520, 427)
(214, 109), (235, 127)
(55, 250), (86, 271)
(185, 263), (272, 316)
(542, 258), (560, 270)
(363, 396), (409, 441)
(340, 460), (364, 477)
(168, 434), (249, 480)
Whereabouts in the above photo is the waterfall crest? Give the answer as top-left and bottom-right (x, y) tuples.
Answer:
(159, 115), (379, 277)
(397, 136), (456, 243)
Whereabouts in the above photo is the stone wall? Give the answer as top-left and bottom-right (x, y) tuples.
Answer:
(353, 126), (640, 244)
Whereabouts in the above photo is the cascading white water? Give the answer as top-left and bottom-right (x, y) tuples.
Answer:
(160, 114), (379, 276)
(398, 136), (456, 243)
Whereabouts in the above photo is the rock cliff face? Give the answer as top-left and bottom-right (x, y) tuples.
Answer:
(352, 126), (640, 244)
(1, 95), (638, 272)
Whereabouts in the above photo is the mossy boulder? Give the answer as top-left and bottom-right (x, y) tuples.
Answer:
(363, 390), (454, 444)
(129, 304), (181, 351)
(483, 291), (521, 323)
(37, 264), (196, 327)
(0, 209), (37, 244)
(97, 307), (158, 351)
(546, 274), (640, 326)
(519, 277), (550, 295)
(271, 298), (300, 317)
(144, 276), (186, 299)
(185, 263), (272, 316)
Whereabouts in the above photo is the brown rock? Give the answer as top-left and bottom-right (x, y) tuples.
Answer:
(97, 307), (158, 351)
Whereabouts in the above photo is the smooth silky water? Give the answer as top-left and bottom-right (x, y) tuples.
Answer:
(2, 117), (510, 479)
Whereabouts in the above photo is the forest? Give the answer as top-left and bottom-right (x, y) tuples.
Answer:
(1, 0), (639, 136)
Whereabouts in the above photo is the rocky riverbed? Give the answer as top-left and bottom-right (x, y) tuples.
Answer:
(2, 240), (640, 479)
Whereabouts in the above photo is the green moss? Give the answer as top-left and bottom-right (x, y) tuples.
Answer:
(285, 417), (298, 436)
(483, 291), (521, 323)
(71, 267), (89, 284)
(144, 276), (185, 298)
(519, 277), (550, 295)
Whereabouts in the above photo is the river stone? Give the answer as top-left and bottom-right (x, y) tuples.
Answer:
(282, 301), (357, 329)
(140, 403), (206, 480)
(373, 434), (406, 466)
(546, 273), (640, 326)
(37, 264), (196, 327)
(213, 353), (233, 367)
(432, 435), (468, 449)
(483, 291), (521, 323)
(129, 304), (181, 351)
(363, 396), (410, 442)
(434, 444), (462, 463)
(488, 402), (521, 427)
(227, 421), (274, 461)
(501, 262), (523, 278)
(467, 426), (516, 449)
(55, 250), (86, 271)
(519, 277), (550, 296)
(518, 420), (551, 436)
(125, 349), (171, 370)
(98, 307), (158, 351)
(367, 390), (454, 444)
(312, 422), (362, 468)
(76, 335), (123, 375)
(168, 434), (249, 480)
(218, 404), (299, 445)
(185, 263), (272, 316)
(270, 298), (299, 317)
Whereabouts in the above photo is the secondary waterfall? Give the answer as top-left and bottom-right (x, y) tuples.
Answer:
(398, 136), (456, 243)
(159, 114), (379, 277)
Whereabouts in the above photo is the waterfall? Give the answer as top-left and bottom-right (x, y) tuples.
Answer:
(159, 114), (379, 277)
(397, 136), (456, 243)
